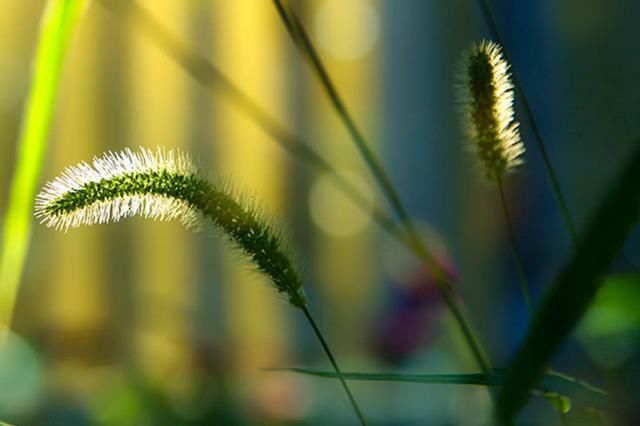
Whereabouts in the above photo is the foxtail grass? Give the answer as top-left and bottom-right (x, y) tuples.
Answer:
(474, 0), (579, 247)
(459, 38), (619, 422)
(458, 40), (532, 313)
(35, 147), (367, 425)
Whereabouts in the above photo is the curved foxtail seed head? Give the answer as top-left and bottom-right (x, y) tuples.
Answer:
(35, 147), (307, 308)
(458, 40), (525, 180)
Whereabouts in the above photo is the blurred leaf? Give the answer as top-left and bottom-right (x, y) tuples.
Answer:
(0, 330), (43, 417)
(0, 0), (87, 326)
(580, 274), (640, 334)
(542, 392), (572, 415)
(497, 141), (640, 424)
(577, 273), (640, 367)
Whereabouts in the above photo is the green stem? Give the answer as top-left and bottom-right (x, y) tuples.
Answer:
(272, 1), (408, 233)
(0, 0), (87, 327)
(476, 0), (579, 247)
(496, 176), (533, 314)
(435, 269), (492, 375)
(302, 305), (367, 426)
(272, 0), (493, 378)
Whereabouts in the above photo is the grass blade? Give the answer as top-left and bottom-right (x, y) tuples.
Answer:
(269, 368), (606, 404)
(271, 367), (497, 386)
(270, 0), (414, 247)
(497, 139), (640, 424)
(0, 0), (87, 327)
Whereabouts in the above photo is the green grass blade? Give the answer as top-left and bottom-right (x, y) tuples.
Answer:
(0, 0), (87, 327)
(270, 0), (413, 242)
(268, 368), (606, 403)
(497, 140), (640, 424)
(270, 367), (497, 385)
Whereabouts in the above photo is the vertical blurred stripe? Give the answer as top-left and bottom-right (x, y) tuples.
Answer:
(306, 0), (378, 351)
(94, 0), (135, 361)
(46, 5), (107, 348)
(211, 1), (289, 374)
(184, 2), (225, 346)
(0, 0), (87, 328)
(127, 1), (194, 388)
(0, 1), (42, 205)
(0, 2), (43, 328)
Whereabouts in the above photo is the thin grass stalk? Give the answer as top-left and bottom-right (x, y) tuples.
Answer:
(0, 0), (87, 328)
(496, 176), (533, 314)
(302, 306), (368, 425)
(271, 0), (493, 376)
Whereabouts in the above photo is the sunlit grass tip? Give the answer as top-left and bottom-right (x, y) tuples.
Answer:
(457, 40), (525, 180)
(35, 147), (199, 230)
(34, 146), (306, 308)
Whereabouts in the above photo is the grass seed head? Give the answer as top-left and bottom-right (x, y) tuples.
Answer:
(35, 147), (306, 308)
(458, 40), (525, 180)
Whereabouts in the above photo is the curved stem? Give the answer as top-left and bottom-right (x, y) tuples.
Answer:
(497, 176), (533, 314)
(302, 305), (367, 425)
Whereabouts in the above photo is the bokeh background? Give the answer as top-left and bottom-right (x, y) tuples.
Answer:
(1, 0), (639, 424)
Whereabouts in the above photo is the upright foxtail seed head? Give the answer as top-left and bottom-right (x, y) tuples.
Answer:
(35, 147), (306, 308)
(458, 40), (525, 180)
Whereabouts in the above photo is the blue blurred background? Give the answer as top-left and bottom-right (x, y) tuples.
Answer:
(0, 0), (639, 424)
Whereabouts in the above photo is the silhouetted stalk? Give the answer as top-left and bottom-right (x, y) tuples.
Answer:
(302, 306), (368, 425)
(497, 176), (533, 314)
(271, 0), (493, 377)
